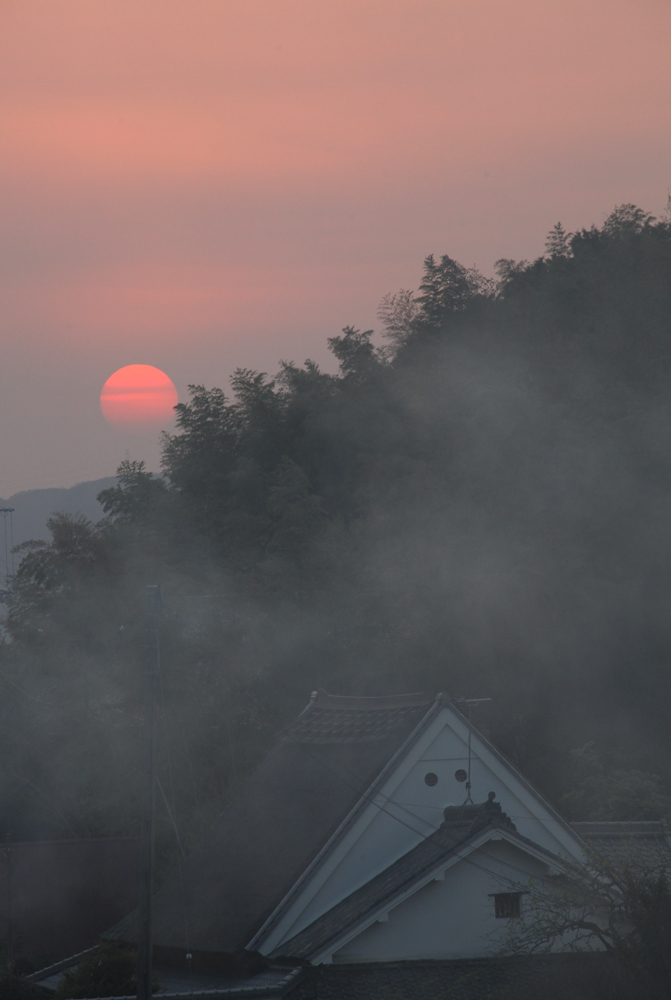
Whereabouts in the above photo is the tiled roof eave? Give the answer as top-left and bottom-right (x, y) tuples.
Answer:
(273, 822), (552, 964)
(34, 967), (306, 1000)
(247, 698), (444, 953)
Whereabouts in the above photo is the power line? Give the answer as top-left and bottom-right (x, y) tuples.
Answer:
(300, 745), (571, 894)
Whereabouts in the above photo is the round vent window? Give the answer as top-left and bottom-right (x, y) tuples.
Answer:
(455, 769), (468, 783)
(424, 772), (438, 786)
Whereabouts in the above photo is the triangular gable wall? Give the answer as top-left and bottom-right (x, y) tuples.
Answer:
(328, 830), (562, 964)
(253, 696), (584, 957)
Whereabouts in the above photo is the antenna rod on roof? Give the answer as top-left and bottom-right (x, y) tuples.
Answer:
(454, 697), (492, 806)
(137, 586), (162, 1000)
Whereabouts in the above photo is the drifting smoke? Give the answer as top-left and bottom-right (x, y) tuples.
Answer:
(1, 202), (670, 863)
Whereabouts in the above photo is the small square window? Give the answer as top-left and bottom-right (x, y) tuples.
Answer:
(493, 892), (521, 919)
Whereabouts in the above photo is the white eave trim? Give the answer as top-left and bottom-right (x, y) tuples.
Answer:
(449, 702), (585, 852)
(250, 694), (583, 956)
(246, 697), (445, 952)
(306, 825), (565, 965)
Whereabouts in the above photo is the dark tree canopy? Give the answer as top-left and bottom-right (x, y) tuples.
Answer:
(1, 203), (670, 877)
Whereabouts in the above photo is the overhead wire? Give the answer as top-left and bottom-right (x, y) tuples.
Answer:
(302, 740), (566, 854)
(300, 744), (574, 893)
(157, 777), (186, 863)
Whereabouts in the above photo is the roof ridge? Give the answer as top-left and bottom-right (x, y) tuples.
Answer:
(444, 697), (584, 850)
(248, 699), (442, 952)
(273, 798), (519, 962)
(310, 689), (433, 711)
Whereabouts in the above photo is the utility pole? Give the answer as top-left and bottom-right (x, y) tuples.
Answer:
(5, 834), (12, 967)
(0, 508), (15, 603)
(137, 586), (162, 1000)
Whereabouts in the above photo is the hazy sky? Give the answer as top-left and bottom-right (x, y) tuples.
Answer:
(1, 0), (670, 496)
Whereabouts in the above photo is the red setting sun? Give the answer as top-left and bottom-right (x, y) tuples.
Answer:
(100, 365), (178, 431)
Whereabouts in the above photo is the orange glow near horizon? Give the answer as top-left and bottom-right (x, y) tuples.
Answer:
(1, 0), (671, 494)
(2, 1), (670, 351)
(100, 365), (178, 431)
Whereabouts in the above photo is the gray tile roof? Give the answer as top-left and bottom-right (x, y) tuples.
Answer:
(106, 692), (435, 956)
(274, 794), (517, 962)
(36, 965), (305, 999)
(30, 948), (304, 999)
(35, 957), (636, 1000)
(572, 820), (671, 871)
(279, 695), (431, 744)
(288, 955), (635, 1000)
(153, 964), (298, 995)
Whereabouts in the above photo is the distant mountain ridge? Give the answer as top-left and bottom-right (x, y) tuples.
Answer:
(0, 478), (117, 558)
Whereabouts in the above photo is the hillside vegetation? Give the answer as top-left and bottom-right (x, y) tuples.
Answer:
(2, 203), (670, 854)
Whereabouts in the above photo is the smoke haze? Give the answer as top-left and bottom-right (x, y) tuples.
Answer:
(3, 206), (670, 866)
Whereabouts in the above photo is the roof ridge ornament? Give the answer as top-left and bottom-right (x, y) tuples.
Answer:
(309, 689), (433, 711)
(442, 792), (516, 835)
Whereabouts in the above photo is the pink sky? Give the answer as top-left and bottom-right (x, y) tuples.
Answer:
(1, 0), (670, 495)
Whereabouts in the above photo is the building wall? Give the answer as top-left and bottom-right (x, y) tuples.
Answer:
(261, 707), (583, 954)
(332, 840), (549, 963)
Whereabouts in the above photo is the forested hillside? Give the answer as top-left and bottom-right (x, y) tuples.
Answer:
(2, 203), (670, 858)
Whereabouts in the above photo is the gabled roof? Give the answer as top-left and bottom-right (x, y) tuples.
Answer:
(254, 693), (588, 958)
(273, 794), (539, 962)
(271, 793), (515, 959)
(277, 811), (671, 967)
(107, 691), (433, 955)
